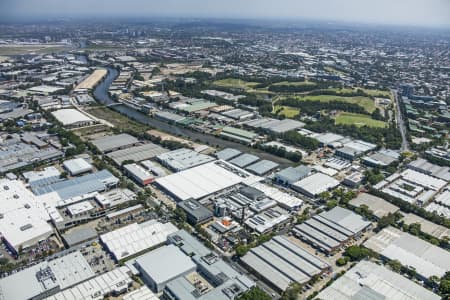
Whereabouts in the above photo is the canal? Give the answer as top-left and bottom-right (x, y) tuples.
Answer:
(93, 67), (293, 167)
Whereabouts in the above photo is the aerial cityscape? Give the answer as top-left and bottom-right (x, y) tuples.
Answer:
(0, 0), (449, 299)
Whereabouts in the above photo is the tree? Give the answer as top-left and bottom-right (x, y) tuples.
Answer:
(344, 245), (371, 261)
(326, 200), (338, 210)
(336, 257), (348, 266)
(281, 283), (302, 300)
(173, 207), (187, 225)
(376, 213), (397, 231)
(439, 272), (450, 295)
(235, 244), (249, 257)
(387, 260), (402, 273)
(408, 223), (421, 236)
(238, 287), (272, 300)
(364, 169), (384, 185)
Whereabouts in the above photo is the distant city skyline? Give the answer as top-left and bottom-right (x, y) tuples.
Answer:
(1, 0), (449, 28)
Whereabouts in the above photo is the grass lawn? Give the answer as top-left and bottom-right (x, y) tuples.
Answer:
(273, 105), (300, 118)
(213, 78), (259, 90)
(335, 112), (386, 128)
(361, 88), (393, 99)
(271, 81), (316, 87)
(291, 94), (376, 113)
(0, 45), (72, 56)
(87, 106), (150, 132)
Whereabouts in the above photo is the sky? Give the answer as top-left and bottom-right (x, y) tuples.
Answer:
(1, 0), (449, 28)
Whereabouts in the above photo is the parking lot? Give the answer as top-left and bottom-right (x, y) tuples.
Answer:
(79, 242), (116, 274)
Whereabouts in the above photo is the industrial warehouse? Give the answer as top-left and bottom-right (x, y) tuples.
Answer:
(364, 226), (450, 279)
(156, 148), (215, 172)
(0, 251), (95, 299)
(100, 220), (178, 261)
(293, 206), (371, 253)
(155, 160), (261, 201)
(317, 261), (440, 300)
(0, 13), (449, 300)
(240, 236), (330, 292)
(106, 142), (168, 166)
(91, 133), (139, 153)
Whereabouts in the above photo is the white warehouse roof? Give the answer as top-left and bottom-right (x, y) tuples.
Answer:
(100, 220), (178, 261)
(292, 172), (340, 197)
(51, 109), (93, 126)
(0, 179), (53, 252)
(155, 160), (261, 201)
(63, 158), (93, 175)
(364, 226), (450, 278)
(317, 260), (440, 300)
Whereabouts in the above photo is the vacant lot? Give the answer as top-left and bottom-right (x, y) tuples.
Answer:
(335, 112), (386, 128)
(290, 94), (376, 113)
(361, 88), (393, 99)
(0, 44), (72, 56)
(273, 105), (300, 118)
(271, 81), (316, 87)
(87, 106), (149, 132)
(213, 78), (259, 90)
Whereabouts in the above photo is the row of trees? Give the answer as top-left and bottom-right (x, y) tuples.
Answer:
(281, 130), (320, 151)
(279, 98), (367, 115)
(257, 144), (302, 162)
(369, 188), (450, 228)
(305, 117), (402, 149)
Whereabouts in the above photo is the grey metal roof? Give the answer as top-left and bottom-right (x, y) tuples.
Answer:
(319, 206), (371, 234)
(107, 143), (168, 165)
(62, 227), (97, 246)
(229, 153), (259, 168)
(240, 251), (291, 291)
(317, 261), (440, 300)
(245, 159), (279, 175)
(91, 134), (138, 153)
(293, 223), (340, 251)
(178, 199), (213, 221)
(32, 169), (118, 199)
(215, 148), (242, 161)
(241, 236), (330, 292)
(275, 165), (311, 183)
(157, 148), (215, 171)
(135, 244), (196, 285)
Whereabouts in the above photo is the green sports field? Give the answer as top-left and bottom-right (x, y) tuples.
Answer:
(335, 112), (386, 128)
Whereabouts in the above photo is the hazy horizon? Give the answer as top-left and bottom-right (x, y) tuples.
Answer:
(1, 0), (449, 29)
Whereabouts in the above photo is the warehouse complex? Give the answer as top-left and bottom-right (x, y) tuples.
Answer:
(364, 226), (450, 279)
(243, 117), (305, 134)
(317, 261), (440, 300)
(135, 244), (197, 292)
(241, 236), (330, 292)
(293, 206), (371, 253)
(0, 251), (95, 300)
(292, 172), (340, 198)
(106, 142), (168, 165)
(91, 133), (139, 153)
(51, 108), (95, 128)
(374, 169), (447, 205)
(100, 220), (178, 261)
(155, 160), (261, 201)
(215, 148), (242, 161)
(62, 157), (93, 176)
(163, 230), (255, 300)
(157, 148), (215, 172)
(0, 179), (54, 254)
(46, 266), (133, 300)
(31, 169), (119, 200)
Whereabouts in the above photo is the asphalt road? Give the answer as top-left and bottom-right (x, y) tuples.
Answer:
(392, 89), (409, 151)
